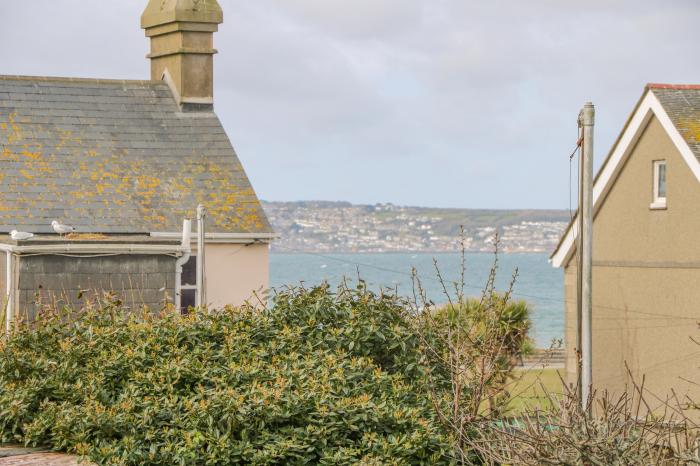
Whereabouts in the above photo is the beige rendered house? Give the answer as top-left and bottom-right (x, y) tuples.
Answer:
(0, 0), (273, 323)
(551, 84), (700, 402)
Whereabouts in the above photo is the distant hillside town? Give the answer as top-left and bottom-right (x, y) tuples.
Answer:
(263, 201), (569, 253)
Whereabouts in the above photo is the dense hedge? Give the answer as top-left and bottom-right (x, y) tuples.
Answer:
(0, 284), (450, 465)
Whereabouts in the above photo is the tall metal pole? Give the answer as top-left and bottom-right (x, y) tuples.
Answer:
(196, 204), (206, 309)
(576, 123), (584, 397)
(580, 102), (595, 412)
(5, 251), (12, 335)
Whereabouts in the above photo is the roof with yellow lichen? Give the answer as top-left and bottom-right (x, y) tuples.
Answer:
(648, 84), (700, 160)
(0, 75), (272, 235)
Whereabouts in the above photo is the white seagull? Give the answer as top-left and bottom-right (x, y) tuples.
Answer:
(52, 220), (75, 236)
(10, 230), (34, 240)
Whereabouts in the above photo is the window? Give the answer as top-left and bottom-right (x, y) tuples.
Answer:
(651, 160), (667, 209)
(179, 256), (197, 314)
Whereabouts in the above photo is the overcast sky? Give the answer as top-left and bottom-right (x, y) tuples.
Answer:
(1, 1), (699, 209)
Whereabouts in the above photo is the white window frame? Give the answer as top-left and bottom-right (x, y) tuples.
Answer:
(650, 160), (667, 210)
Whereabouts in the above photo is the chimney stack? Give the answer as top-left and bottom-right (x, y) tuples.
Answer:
(141, 0), (223, 111)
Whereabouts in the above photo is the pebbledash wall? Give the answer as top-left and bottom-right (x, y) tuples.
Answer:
(16, 254), (176, 320)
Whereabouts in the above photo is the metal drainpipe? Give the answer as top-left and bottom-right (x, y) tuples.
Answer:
(5, 251), (12, 335)
(175, 219), (192, 313)
(196, 204), (206, 310)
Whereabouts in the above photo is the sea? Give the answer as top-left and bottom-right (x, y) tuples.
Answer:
(270, 252), (563, 348)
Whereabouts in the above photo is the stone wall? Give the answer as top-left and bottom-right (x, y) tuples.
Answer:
(17, 254), (176, 320)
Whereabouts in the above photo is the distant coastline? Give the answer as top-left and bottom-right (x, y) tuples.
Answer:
(263, 201), (569, 254)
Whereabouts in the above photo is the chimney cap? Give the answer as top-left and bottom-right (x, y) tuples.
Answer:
(141, 0), (223, 29)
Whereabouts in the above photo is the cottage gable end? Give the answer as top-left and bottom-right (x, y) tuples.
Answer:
(591, 115), (700, 264)
(551, 86), (700, 268)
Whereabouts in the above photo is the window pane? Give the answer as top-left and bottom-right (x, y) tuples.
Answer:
(182, 256), (196, 286)
(658, 163), (666, 198)
(181, 289), (196, 315)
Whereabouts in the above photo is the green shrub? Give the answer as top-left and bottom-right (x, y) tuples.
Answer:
(0, 284), (450, 465)
(431, 295), (533, 362)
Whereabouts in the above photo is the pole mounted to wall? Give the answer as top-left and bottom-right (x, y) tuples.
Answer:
(196, 204), (207, 310)
(578, 102), (595, 414)
(5, 251), (12, 336)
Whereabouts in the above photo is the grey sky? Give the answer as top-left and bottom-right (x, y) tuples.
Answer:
(1, 1), (699, 209)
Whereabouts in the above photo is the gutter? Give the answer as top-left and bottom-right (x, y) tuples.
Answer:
(150, 231), (278, 243)
(0, 243), (185, 255)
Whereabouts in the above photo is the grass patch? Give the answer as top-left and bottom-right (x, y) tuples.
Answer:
(506, 368), (565, 413)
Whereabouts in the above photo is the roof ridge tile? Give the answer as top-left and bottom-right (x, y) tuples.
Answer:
(0, 75), (163, 86)
(647, 83), (700, 90)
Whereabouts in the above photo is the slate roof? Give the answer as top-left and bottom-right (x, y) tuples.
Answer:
(0, 75), (272, 235)
(649, 84), (700, 161)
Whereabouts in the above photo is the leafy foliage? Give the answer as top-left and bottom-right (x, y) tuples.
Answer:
(431, 296), (532, 368)
(0, 284), (450, 465)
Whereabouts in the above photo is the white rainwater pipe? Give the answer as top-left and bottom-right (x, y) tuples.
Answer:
(196, 205), (206, 309)
(5, 251), (12, 335)
(175, 219), (192, 313)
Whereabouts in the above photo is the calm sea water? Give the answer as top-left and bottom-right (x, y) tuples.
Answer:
(270, 252), (563, 348)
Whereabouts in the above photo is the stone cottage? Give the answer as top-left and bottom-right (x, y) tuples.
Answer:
(0, 0), (274, 325)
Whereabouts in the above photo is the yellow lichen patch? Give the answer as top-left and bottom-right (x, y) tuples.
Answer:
(0, 113), (22, 147)
(19, 169), (34, 180)
(20, 150), (42, 161)
(66, 233), (109, 240)
(69, 190), (95, 200)
(141, 211), (167, 228)
(135, 174), (161, 193)
(678, 116), (700, 143)
(167, 157), (268, 232)
(95, 182), (110, 195)
(6, 113), (22, 145)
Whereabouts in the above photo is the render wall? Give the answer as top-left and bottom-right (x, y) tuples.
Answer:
(564, 116), (700, 404)
(203, 242), (269, 309)
(17, 254), (176, 321)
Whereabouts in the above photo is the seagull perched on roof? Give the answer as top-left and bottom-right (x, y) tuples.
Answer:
(10, 230), (34, 241)
(52, 220), (75, 236)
